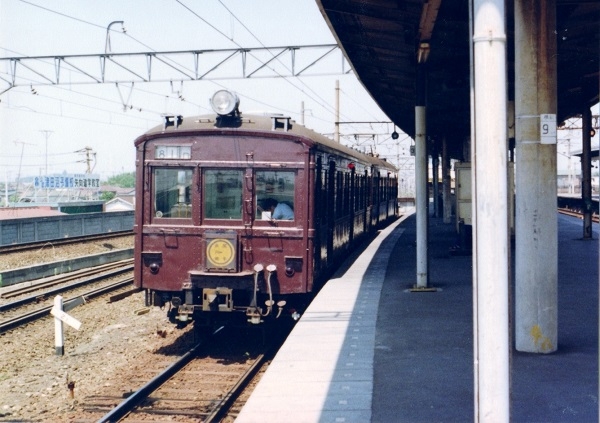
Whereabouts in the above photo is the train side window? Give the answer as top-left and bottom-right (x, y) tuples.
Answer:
(204, 169), (243, 219)
(153, 168), (193, 218)
(255, 171), (295, 220)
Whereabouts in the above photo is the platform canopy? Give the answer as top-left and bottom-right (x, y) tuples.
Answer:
(316, 0), (599, 160)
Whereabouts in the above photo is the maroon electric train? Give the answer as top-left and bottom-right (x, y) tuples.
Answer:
(133, 90), (398, 328)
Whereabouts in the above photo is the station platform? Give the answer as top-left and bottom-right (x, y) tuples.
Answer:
(236, 210), (598, 423)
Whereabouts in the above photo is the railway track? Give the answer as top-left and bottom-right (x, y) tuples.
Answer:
(74, 325), (287, 423)
(96, 341), (267, 422)
(0, 264), (136, 334)
(0, 259), (133, 301)
(558, 207), (599, 222)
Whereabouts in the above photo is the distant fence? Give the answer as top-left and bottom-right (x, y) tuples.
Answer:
(0, 211), (134, 246)
(557, 196), (599, 214)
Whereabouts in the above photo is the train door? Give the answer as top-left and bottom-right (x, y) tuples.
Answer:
(349, 167), (356, 244)
(139, 165), (196, 292)
(314, 156), (323, 273)
(326, 160), (336, 266)
(242, 167), (309, 294)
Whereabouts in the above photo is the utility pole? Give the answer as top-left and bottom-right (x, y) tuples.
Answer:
(77, 146), (96, 174)
(4, 170), (9, 206)
(567, 139), (574, 194)
(334, 80), (340, 143)
(39, 130), (53, 202)
(13, 140), (34, 202)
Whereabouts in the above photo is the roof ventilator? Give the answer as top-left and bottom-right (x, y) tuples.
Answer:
(164, 115), (183, 130)
(271, 116), (291, 131)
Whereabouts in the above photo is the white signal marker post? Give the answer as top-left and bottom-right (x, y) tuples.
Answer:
(51, 295), (82, 356)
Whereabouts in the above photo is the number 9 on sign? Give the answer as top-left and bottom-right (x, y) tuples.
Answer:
(540, 114), (556, 145)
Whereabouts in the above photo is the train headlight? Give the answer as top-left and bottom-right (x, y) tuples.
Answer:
(210, 90), (240, 116)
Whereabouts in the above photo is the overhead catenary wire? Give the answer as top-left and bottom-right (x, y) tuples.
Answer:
(2, 0), (399, 178)
(17, 0), (108, 31)
(219, 0), (375, 131)
(6, 0), (366, 129)
(4, 2), (332, 125)
(213, 0), (339, 116)
(175, 0), (361, 126)
(13, 0), (335, 120)
(0, 46), (171, 123)
(0, 46), (200, 118)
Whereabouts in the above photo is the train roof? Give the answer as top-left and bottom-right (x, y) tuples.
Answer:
(136, 112), (397, 173)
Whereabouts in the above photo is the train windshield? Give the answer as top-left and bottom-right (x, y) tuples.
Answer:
(153, 168), (193, 218)
(255, 171), (295, 220)
(204, 169), (243, 219)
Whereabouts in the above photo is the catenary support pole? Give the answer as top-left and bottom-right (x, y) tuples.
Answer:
(415, 61), (428, 288)
(514, 0), (558, 354)
(442, 137), (452, 224)
(432, 148), (440, 218)
(581, 107), (593, 239)
(472, 0), (510, 420)
(335, 80), (340, 143)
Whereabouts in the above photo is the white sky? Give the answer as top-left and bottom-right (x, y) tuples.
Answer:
(0, 0), (405, 181)
(1, 0), (595, 187)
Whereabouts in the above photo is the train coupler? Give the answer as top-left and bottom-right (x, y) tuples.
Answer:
(202, 288), (233, 312)
(246, 307), (263, 324)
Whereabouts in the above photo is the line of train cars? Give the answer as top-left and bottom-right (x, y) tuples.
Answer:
(133, 90), (398, 328)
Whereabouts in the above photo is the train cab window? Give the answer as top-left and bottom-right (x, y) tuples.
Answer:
(255, 171), (295, 220)
(153, 168), (193, 218)
(204, 170), (243, 219)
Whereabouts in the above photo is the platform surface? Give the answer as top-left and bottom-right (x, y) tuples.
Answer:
(236, 211), (598, 422)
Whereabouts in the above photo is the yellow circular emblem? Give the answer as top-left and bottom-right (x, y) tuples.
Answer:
(207, 238), (235, 267)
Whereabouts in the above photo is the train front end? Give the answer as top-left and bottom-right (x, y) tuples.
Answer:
(133, 91), (313, 327)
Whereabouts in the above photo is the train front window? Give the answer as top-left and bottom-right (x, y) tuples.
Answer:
(204, 170), (243, 219)
(153, 168), (193, 218)
(255, 171), (295, 220)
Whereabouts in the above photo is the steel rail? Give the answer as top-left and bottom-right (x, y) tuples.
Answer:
(96, 341), (204, 423)
(0, 260), (133, 301)
(0, 277), (133, 334)
(96, 340), (269, 423)
(204, 352), (268, 423)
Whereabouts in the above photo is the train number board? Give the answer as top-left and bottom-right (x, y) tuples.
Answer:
(155, 145), (191, 160)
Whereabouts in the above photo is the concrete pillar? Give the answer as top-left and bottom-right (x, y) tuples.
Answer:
(415, 62), (429, 288)
(432, 147), (440, 218)
(472, 0), (510, 419)
(514, 0), (558, 353)
(442, 137), (452, 224)
(581, 107), (593, 239)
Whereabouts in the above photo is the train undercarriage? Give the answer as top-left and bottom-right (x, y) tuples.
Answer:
(145, 264), (306, 329)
